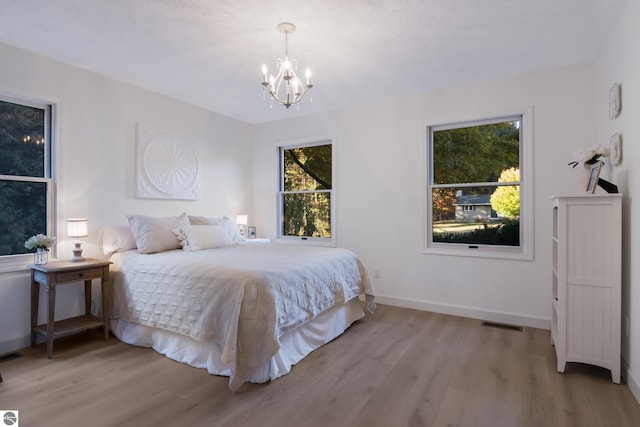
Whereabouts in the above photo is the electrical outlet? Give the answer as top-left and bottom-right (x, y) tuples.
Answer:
(373, 269), (380, 279)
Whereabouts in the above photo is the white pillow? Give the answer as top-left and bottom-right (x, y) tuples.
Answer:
(185, 214), (244, 242)
(206, 216), (244, 242)
(177, 224), (234, 251)
(127, 213), (189, 254)
(188, 215), (210, 225)
(99, 225), (137, 256)
(221, 216), (244, 242)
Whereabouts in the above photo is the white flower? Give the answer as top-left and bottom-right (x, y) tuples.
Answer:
(24, 234), (56, 250)
(569, 144), (609, 168)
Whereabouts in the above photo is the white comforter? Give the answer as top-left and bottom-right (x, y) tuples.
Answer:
(110, 243), (374, 390)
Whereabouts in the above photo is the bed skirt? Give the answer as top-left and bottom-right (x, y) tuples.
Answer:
(110, 297), (365, 384)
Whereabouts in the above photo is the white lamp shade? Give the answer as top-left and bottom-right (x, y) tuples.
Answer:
(236, 215), (248, 226)
(67, 218), (88, 238)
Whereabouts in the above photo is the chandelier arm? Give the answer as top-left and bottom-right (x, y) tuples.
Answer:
(286, 86), (313, 107)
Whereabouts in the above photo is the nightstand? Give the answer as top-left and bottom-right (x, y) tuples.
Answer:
(28, 258), (112, 358)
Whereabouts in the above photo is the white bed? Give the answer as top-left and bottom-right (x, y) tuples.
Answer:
(104, 221), (374, 391)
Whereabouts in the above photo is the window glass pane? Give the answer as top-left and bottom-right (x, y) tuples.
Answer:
(0, 180), (47, 256)
(0, 100), (46, 177)
(432, 185), (520, 246)
(282, 192), (331, 237)
(433, 121), (520, 185)
(283, 144), (332, 191)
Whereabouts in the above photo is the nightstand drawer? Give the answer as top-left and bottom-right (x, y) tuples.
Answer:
(56, 267), (104, 283)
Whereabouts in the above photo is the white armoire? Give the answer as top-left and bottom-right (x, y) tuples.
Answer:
(551, 195), (622, 383)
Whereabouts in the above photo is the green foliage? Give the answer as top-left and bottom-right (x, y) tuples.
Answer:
(431, 120), (521, 241)
(433, 121), (519, 185)
(282, 144), (332, 237)
(284, 144), (331, 191)
(490, 168), (520, 218)
(433, 220), (520, 246)
(0, 100), (48, 256)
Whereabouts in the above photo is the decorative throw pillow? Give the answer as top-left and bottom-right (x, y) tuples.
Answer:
(127, 213), (189, 254)
(177, 224), (234, 251)
(220, 216), (244, 242)
(187, 215), (244, 242)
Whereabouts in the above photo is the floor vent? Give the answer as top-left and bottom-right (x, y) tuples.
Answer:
(0, 352), (24, 363)
(482, 321), (523, 332)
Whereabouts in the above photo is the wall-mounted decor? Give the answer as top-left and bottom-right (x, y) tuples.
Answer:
(136, 123), (201, 200)
(609, 83), (621, 119)
(610, 133), (622, 166)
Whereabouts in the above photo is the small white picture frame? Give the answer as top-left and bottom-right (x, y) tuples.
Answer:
(586, 161), (603, 194)
(609, 83), (621, 119)
(610, 133), (622, 166)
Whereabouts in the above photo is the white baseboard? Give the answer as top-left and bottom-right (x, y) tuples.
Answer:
(622, 357), (640, 405)
(374, 294), (551, 330)
(0, 336), (30, 357)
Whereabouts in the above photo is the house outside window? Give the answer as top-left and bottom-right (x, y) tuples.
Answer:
(0, 95), (54, 264)
(425, 110), (533, 260)
(278, 138), (334, 245)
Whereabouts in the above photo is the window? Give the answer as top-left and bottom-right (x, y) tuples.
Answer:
(278, 139), (334, 245)
(425, 111), (532, 260)
(0, 95), (54, 262)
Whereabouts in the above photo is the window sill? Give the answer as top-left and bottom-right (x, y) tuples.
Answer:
(0, 254), (61, 274)
(0, 256), (32, 274)
(422, 245), (533, 261)
(276, 237), (336, 248)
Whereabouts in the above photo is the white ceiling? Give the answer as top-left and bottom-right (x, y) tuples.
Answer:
(0, 0), (628, 124)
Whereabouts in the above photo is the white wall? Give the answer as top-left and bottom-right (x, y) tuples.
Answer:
(0, 42), (253, 353)
(596, 0), (640, 401)
(252, 63), (599, 330)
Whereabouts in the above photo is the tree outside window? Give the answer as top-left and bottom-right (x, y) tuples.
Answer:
(279, 142), (333, 241)
(428, 116), (523, 251)
(0, 98), (52, 257)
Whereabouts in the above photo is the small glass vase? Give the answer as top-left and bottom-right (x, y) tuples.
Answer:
(34, 248), (49, 265)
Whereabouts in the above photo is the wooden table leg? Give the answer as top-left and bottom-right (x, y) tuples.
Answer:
(101, 275), (109, 341)
(31, 279), (39, 348)
(46, 283), (56, 359)
(84, 279), (92, 316)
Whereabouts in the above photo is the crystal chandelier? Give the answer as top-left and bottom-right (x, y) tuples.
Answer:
(261, 22), (313, 109)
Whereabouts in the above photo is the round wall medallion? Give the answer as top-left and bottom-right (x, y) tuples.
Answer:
(142, 134), (199, 197)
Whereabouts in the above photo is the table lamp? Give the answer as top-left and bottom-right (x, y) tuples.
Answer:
(67, 218), (88, 262)
(236, 214), (248, 238)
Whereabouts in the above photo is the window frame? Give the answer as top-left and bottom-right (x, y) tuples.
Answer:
(423, 108), (533, 261)
(276, 136), (336, 247)
(0, 92), (57, 271)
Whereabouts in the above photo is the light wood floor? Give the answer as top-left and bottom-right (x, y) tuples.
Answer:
(1, 304), (639, 427)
